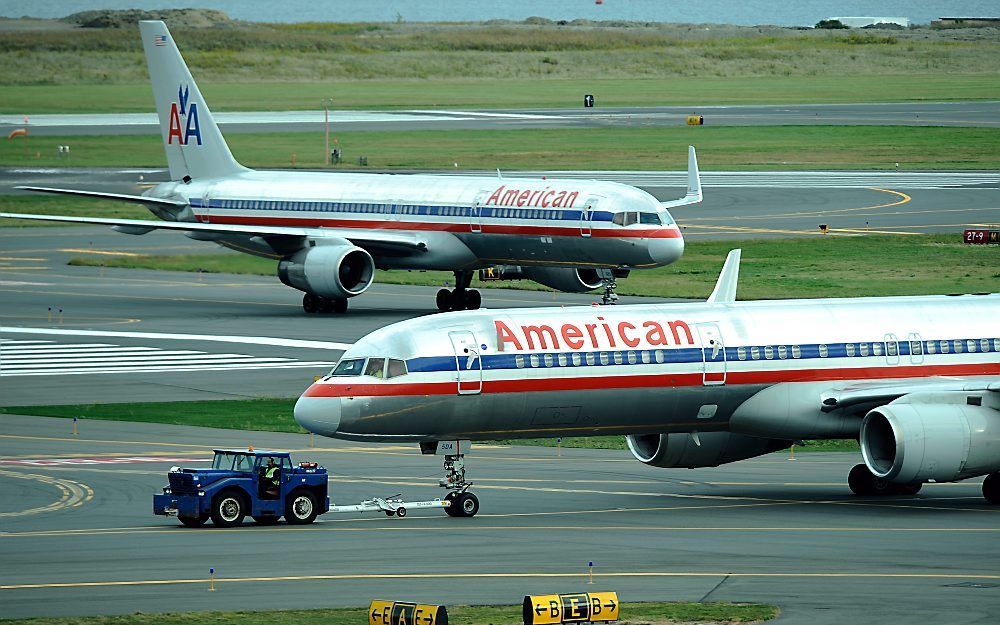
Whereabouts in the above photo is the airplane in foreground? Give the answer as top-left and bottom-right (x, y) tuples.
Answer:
(0, 20), (702, 313)
(295, 250), (1000, 515)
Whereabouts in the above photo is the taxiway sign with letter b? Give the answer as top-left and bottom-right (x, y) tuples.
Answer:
(523, 592), (619, 625)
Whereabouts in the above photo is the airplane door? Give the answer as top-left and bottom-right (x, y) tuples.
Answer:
(696, 322), (726, 385)
(580, 197), (599, 238)
(449, 331), (482, 395)
(470, 191), (487, 234)
(201, 183), (217, 224)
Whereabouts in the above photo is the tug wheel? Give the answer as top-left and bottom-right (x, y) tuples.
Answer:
(285, 490), (318, 525)
(211, 490), (246, 528)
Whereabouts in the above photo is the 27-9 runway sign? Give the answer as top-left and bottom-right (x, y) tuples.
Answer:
(964, 229), (1000, 244)
(522, 592), (619, 625)
(369, 600), (448, 625)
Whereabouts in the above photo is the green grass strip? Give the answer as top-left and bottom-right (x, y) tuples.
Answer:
(2, 126), (997, 170)
(0, 602), (777, 625)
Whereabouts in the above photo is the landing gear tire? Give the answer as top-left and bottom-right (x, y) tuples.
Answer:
(210, 490), (246, 528)
(454, 492), (479, 517)
(179, 514), (209, 528)
(284, 490), (318, 525)
(303, 293), (319, 314)
(448, 289), (467, 311)
(316, 296), (333, 313)
(332, 298), (348, 314)
(896, 482), (922, 496)
(983, 473), (1000, 505)
(848, 464), (876, 496)
(436, 289), (451, 312)
(252, 515), (280, 525)
(465, 289), (482, 310)
(444, 491), (460, 517)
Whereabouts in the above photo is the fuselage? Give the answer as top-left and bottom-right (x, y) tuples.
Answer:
(294, 293), (1000, 441)
(149, 170), (683, 270)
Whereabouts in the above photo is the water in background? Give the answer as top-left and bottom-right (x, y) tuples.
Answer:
(1, 0), (996, 26)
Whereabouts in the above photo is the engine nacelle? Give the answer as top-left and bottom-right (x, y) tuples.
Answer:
(626, 432), (791, 469)
(860, 397), (1000, 483)
(277, 242), (375, 299)
(521, 267), (603, 293)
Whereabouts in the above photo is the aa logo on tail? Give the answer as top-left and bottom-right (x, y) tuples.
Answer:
(167, 84), (202, 146)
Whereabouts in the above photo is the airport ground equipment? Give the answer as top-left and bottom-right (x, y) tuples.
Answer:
(328, 495), (450, 518)
(153, 449), (330, 527)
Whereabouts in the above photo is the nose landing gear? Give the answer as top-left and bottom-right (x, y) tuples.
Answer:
(597, 268), (619, 305)
(426, 442), (479, 517)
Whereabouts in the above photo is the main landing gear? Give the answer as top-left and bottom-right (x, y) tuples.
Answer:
(302, 293), (348, 314)
(436, 270), (482, 312)
(597, 268), (619, 305)
(439, 451), (480, 517)
(848, 463), (922, 497)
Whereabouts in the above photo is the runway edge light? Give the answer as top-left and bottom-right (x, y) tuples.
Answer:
(522, 592), (619, 625)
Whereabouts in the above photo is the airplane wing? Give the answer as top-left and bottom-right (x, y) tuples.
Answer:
(15, 186), (188, 208)
(0, 212), (429, 254)
(660, 145), (702, 209)
(820, 378), (1000, 413)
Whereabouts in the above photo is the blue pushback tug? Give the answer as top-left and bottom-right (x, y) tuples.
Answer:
(153, 449), (330, 527)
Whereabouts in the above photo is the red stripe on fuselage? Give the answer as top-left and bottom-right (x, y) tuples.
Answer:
(196, 214), (682, 239)
(303, 361), (1000, 398)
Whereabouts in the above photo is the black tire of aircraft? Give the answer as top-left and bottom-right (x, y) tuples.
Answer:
(444, 491), (480, 517)
(847, 463), (922, 497)
(437, 288), (482, 312)
(983, 472), (1000, 505)
(302, 293), (348, 314)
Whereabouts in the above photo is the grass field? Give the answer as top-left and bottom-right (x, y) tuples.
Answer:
(0, 602), (778, 625)
(2, 19), (998, 112)
(66, 235), (1000, 300)
(0, 399), (858, 453)
(3, 125), (998, 170)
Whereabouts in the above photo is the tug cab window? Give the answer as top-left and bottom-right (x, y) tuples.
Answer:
(364, 358), (386, 378)
(331, 358), (365, 376)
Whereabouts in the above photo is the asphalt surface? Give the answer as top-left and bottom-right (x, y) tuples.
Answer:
(4, 101), (999, 135)
(1, 414), (997, 623)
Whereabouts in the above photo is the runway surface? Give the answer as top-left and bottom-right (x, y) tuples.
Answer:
(1, 414), (998, 623)
(4, 101), (999, 135)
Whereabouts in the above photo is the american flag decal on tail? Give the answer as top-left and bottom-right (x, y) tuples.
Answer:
(153, 35), (167, 46)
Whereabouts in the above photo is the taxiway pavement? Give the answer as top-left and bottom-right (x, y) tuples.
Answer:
(1, 414), (997, 624)
(4, 101), (999, 135)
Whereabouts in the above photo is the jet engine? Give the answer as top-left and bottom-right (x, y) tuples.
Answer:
(277, 242), (375, 299)
(521, 267), (603, 293)
(626, 432), (791, 469)
(860, 398), (1000, 484)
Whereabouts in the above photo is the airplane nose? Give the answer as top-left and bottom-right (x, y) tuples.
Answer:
(648, 236), (684, 265)
(294, 395), (341, 437)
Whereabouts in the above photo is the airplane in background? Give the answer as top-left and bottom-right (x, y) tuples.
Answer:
(295, 250), (1000, 516)
(0, 20), (702, 314)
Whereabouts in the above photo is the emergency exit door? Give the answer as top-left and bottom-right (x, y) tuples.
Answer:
(696, 322), (726, 385)
(449, 331), (482, 395)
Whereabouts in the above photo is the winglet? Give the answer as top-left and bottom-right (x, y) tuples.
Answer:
(659, 145), (702, 209)
(707, 248), (741, 304)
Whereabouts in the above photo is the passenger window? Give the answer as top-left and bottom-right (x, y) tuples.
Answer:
(751, 346), (760, 360)
(980, 338), (990, 352)
(515, 355), (525, 368)
(571, 353), (582, 366)
(557, 353), (568, 367)
(940, 340), (950, 354)
(860, 343), (870, 357)
(886, 342), (897, 356)
(639, 212), (661, 225)
(613, 352), (623, 365)
(967, 340), (977, 353)
(599, 352), (610, 366)
(364, 358), (386, 378)
(926, 341), (937, 355)
(792, 345), (801, 359)
(953, 340), (963, 353)
(627, 351), (637, 365)
(332, 358), (365, 376)
(911, 341), (923, 356)
(994, 339), (1000, 352)
(543, 353), (554, 367)
(654, 350), (665, 364)
(778, 345), (787, 359)
(585, 352), (596, 366)
(819, 344), (828, 358)
(641, 351), (651, 364)
(846, 344), (856, 357)
(737, 347), (747, 361)
(529, 354), (540, 368)
(386, 358), (407, 379)
(873, 343), (883, 356)
(764, 346), (774, 360)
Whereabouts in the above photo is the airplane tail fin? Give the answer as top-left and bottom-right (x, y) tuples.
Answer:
(659, 146), (702, 209)
(139, 20), (246, 182)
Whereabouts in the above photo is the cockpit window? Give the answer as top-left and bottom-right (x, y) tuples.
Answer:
(331, 358), (365, 376)
(639, 212), (661, 225)
(386, 358), (407, 379)
(612, 211), (639, 226)
(364, 357), (386, 378)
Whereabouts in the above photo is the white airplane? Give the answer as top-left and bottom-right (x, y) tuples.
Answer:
(0, 20), (702, 313)
(294, 250), (1000, 516)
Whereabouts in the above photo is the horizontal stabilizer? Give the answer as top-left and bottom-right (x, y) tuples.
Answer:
(16, 186), (187, 207)
(707, 248), (741, 304)
(660, 145), (703, 209)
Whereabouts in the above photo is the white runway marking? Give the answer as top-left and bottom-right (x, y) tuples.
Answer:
(0, 327), (352, 350)
(0, 339), (336, 377)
